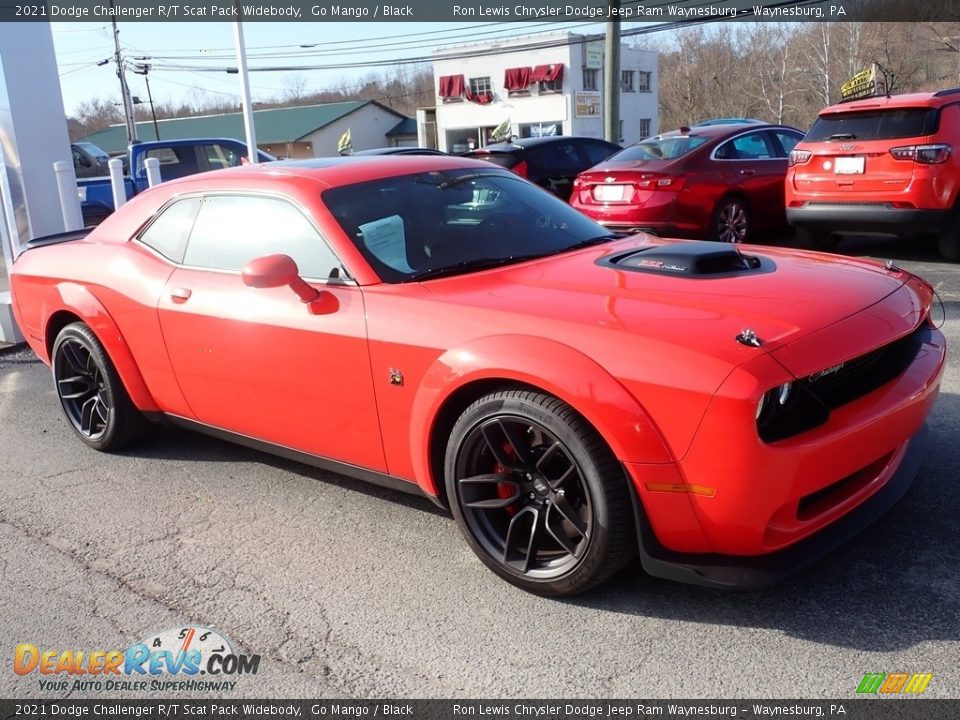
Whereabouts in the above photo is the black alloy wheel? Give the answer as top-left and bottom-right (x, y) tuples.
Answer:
(713, 198), (750, 243)
(446, 390), (635, 596)
(52, 322), (146, 451)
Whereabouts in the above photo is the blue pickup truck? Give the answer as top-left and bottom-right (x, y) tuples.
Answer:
(78, 138), (274, 225)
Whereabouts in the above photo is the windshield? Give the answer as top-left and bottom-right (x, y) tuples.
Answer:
(322, 169), (613, 282)
(75, 142), (109, 161)
(610, 135), (709, 162)
(806, 108), (940, 141)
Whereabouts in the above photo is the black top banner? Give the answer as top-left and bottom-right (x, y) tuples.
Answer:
(4, 0), (960, 22)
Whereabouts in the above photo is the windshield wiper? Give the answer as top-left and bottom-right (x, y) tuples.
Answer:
(562, 233), (625, 251)
(826, 132), (856, 140)
(403, 254), (548, 282)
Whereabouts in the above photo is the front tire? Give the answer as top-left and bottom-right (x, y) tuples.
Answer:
(445, 390), (635, 596)
(712, 197), (750, 243)
(52, 322), (146, 451)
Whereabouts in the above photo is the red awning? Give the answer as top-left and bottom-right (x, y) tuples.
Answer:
(504, 67), (532, 90)
(439, 74), (466, 98)
(531, 64), (564, 83)
(530, 65), (551, 82)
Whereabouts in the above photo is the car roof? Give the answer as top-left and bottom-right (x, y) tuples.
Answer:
(157, 155), (492, 189)
(820, 88), (960, 115)
(352, 147), (446, 156)
(647, 123), (798, 141)
(692, 118), (765, 126)
(469, 136), (617, 154)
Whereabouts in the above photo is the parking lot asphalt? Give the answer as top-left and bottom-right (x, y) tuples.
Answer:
(0, 233), (958, 699)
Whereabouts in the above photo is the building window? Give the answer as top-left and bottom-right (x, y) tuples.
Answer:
(618, 120), (624, 143)
(638, 71), (652, 93)
(539, 78), (562, 93)
(519, 122), (562, 138)
(532, 64), (564, 94)
(639, 119), (651, 137)
(621, 70), (635, 92)
(470, 76), (492, 96)
(582, 68), (598, 91)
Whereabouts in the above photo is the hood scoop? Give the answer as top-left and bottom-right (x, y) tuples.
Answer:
(599, 241), (775, 279)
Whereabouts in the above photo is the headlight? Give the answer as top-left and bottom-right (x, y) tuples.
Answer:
(777, 382), (793, 406)
(756, 381), (829, 443)
(756, 392), (768, 420)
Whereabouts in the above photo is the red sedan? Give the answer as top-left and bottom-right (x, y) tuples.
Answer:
(10, 156), (944, 596)
(571, 124), (804, 243)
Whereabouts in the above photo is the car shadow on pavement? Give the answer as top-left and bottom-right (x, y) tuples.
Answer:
(122, 424), (449, 517)
(572, 391), (960, 652)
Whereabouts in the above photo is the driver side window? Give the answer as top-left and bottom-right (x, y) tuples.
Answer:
(182, 195), (342, 280)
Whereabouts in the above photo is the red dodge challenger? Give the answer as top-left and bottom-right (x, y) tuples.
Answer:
(10, 156), (945, 596)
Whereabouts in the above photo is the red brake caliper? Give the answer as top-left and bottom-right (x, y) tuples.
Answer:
(495, 441), (518, 516)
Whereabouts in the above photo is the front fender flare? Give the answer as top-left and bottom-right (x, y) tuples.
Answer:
(42, 282), (160, 412)
(409, 334), (674, 497)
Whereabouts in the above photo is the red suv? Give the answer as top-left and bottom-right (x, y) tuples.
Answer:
(786, 88), (960, 260)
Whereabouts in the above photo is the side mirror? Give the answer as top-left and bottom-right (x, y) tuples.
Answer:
(242, 254), (319, 303)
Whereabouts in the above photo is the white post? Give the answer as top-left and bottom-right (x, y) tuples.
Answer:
(144, 156), (162, 187)
(233, 20), (259, 164)
(108, 157), (126, 210)
(53, 161), (84, 231)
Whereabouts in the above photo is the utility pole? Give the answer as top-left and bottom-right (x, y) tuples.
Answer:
(603, 0), (621, 144)
(110, 5), (138, 143)
(132, 63), (161, 141)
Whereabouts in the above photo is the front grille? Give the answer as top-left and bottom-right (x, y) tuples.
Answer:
(802, 322), (928, 409)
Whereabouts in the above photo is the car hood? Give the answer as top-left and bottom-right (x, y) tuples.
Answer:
(421, 236), (910, 371)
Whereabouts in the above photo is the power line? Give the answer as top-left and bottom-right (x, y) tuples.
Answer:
(146, 0), (827, 74)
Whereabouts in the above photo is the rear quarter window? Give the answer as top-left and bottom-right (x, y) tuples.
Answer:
(805, 108), (940, 142)
(471, 152), (519, 169)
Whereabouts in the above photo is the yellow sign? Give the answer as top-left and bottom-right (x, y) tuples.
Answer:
(841, 66), (877, 101)
(575, 91), (601, 118)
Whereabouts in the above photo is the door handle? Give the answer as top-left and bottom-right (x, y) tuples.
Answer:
(170, 288), (192, 302)
(739, 169), (756, 176)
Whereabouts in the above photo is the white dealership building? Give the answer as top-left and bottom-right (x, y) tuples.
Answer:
(422, 31), (659, 153)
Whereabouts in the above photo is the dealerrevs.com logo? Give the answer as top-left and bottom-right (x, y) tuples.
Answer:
(14, 626), (260, 693)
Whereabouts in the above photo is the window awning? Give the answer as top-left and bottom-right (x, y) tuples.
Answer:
(439, 74), (466, 98)
(504, 67), (533, 91)
(531, 64), (564, 83)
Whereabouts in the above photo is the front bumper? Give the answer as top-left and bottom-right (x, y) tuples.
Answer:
(629, 425), (927, 589)
(786, 204), (950, 234)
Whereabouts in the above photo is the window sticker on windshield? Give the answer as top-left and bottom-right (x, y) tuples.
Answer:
(359, 215), (413, 272)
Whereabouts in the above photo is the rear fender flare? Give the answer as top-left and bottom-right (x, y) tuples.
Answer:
(409, 334), (674, 497)
(42, 282), (159, 412)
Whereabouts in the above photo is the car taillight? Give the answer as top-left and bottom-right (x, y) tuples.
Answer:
(889, 144), (952, 164)
(788, 149), (812, 166)
(512, 160), (528, 178)
(635, 175), (685, 190)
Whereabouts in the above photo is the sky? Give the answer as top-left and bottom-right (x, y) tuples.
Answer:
(51, 20), (659, 117)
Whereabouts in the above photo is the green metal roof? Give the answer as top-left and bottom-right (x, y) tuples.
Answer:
(386, 117), (418, 137)
(81, 100), (404, 153)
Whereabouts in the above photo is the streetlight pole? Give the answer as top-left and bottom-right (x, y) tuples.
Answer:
(233, 16), (259, 163)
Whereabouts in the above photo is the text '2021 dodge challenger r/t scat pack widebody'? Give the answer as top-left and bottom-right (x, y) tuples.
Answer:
(10, 156), (945, 596)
